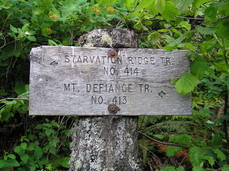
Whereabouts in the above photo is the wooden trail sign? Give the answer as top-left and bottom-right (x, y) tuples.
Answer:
(29, 46), (191, 116)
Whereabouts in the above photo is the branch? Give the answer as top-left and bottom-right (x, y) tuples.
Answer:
(0, 98), (29, 102)
(138, 131), (190, 149)
(176, 16), (205, 20)
(0, 34), (6, 49)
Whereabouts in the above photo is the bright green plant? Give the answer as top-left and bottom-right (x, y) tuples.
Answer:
(0, 82), (28, 122)
(0, 119), (71, 170)
(0, 153), (20, 171)
(0, 0), (228, 170)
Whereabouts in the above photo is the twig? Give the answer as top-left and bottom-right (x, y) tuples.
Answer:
(176, 16), (205, 20)
(0, 98), (29, 102)
(0, 13), (12, 33)
(138, 131), (190, 149)
(0, 34), (6, 49)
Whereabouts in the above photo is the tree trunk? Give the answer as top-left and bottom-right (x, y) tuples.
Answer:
(69, 29), (141, 171)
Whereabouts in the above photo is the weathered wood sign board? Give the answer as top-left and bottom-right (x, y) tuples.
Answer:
(29, 46), (191, 116)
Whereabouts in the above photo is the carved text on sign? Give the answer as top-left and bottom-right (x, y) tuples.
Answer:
(29, 46), (191, 116)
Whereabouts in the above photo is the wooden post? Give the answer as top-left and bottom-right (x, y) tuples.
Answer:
(69, 29), (142, 170)
(29, 28), (191, 170)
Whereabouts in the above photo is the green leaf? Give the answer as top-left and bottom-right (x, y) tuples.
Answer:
(20, 153), (29, 164)
(216, 18), (229, 45)
(10, 25), (18, 33)
(173, 0), (194, 12)
(166, 146), (182, 157)
(27, 36), (36, 41)
(166, 31), (189, 48)
(1, 45), (16, 59)
(154, 0), (165, 13)
(169, 134), (192, 146)
(205, 5), (217, 21)
(48, 39), (58, 46)
(176, 166), (185, 171)
(222, 167), (229, 171)
(189, 147), (204, 166)
(60, 157), (70, 168)
(14, 82), (26, 95)
(161, 166), (176, 171)
(14, 146), (25, 155)
(148, 31), (160, 45)
(183, 43), (195, 51)
(203, 156), (214, 166)
(152, 134), (164, 140)
(161, 1), (178, 21)
(211, 133), (222, 148)
(175, 73), (198, 94)
(22, 23), (30, 32)
(213, 149), (226, 161)
(7, 154), (16, 159)
(6, 159), (20, 167)
(124, 0), (138, 10)
(0, 160), (7, 168)
(158, 29), (168, 33)
(0, 105), (12, 122)
(193, 166), (205, 171)
(214, 61), (229, 72)
(179, 21), (191, 31)
(193, 0), (209, 8)
(97, 0), (117, 5)
(196, 25), (216, 35)
(34, 146), (43, 159)
(191, 55), (209, 78)
(134, 0), (154, 13)
(32, 8), (42, 15)
(20, 143), (27, 150)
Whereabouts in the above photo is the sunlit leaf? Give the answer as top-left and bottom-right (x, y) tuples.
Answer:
(196, 25), (216, 35)
(27, 36), (36, 41)
(97, 0), (117, 5)
(176, 166), (185, 171)
(213, 149), (226, 161)
(189, 147), (204, 166)
(10, 25), (18, 33)
(175, 73), (198, 94)
(154, 0), (165, 13)
(134, 0), (154, 13)
(173, 0), (194, 12)
(160, 166), (176, 171)
(179, 21), (191, 31)
(193, 0), (210, 8)
(191, 55), (210, 78)
(193, 166), (205, 171)
(161, 1), (178, 21)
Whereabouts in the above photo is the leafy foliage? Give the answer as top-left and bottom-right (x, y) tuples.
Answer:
(0, 0), (228, 170)
(175, 73), (199, 95)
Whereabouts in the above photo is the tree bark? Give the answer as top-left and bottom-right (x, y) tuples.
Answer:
(69, 29), (141, 171)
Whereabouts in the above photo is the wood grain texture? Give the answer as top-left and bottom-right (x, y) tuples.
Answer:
(29, 46), (191, 116)
(69, 29), (141, 171)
